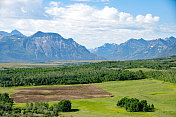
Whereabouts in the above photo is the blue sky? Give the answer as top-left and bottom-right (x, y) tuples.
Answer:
(0, 0), (176, 48)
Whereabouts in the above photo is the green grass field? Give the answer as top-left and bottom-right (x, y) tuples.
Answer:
(59, 79), (176, 117)
(0, 79), (176, 117)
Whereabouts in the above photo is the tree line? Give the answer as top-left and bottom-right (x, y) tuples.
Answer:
(0, 56), (176, 87)
(0, 66), (145, 87)
(145, 69), (176, 83)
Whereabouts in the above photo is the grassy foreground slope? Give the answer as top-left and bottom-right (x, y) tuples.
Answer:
(1, 79), (174, 117)
(58, 79), (176, 117)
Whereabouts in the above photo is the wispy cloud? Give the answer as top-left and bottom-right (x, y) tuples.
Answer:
(0, 0), (45, 19)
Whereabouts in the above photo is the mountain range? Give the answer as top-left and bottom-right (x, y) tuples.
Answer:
(0, 30), (175, 62)
(0, 30), (102, 62)
(90, 36), (176, 60)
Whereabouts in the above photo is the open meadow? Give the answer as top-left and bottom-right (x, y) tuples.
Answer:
(0, 79), (176, 117)
(0, 60), (103, 69)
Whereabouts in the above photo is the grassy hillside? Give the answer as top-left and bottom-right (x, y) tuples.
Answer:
(1, 79), (176, 117)
(61, 79), (176, 117)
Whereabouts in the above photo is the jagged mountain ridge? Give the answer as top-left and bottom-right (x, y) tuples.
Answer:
(89, 43), (118, 60)
(0, 29), (24, 36)
(160, 42), (176, 57)
(1, 30), (175, 62)
(90, 36), (176, 60)
(0, 30), (103, 62)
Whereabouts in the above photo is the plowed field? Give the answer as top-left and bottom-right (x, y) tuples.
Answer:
(11, 85), (113, 103)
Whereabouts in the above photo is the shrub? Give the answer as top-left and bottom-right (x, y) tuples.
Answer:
(58, 100), (72, 112)
(117, 97), (155, 112)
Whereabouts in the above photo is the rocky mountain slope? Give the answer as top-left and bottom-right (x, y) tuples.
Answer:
(0, 30), (102, 62)
(89, 43), (118, 60)
(1, 30), (175, 62)
(160, 42), (176, 57)
(90, 36), (176, 60)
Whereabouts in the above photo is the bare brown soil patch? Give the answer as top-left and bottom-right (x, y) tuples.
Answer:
(11, 85), (113, 103)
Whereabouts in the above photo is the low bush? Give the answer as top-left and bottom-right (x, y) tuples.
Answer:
(58, 100), (72, 112)
(117, 97), (155, 112)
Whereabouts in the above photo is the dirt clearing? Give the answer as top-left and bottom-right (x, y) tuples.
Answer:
(11, 85), (113, 103)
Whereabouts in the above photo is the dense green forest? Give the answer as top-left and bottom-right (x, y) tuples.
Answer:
(0, 64), (145, 87)
(0, 55), (176, 87)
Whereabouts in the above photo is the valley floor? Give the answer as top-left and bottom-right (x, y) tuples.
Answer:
(0, 79), (176, 117)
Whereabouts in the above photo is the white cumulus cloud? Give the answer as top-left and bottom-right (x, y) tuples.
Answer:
(1, 1), (175, 49)
(45, 3), (159, 25)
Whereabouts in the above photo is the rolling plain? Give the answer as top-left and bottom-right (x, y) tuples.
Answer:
(0, 79), (175, 117)
(0, 56), (176, 116)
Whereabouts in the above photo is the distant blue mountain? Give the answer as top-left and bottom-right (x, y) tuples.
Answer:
(89, 43), (118, 60)
(160, 42), (176, 57)
(0, 30), (104, 62)
(0, 29), (24, 36)
(1, 30), (175, 62)
(0, 31), (9, 36)
(91, 36), (176, 60)
(11, 29), (24, 36)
